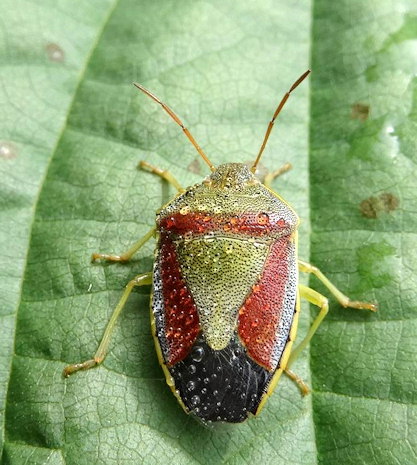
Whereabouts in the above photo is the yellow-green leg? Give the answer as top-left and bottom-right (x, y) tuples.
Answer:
(282, 285), (328, 394)
(93, 160), (183, 264)
(284, 368), (311, 395)
(139, 160), (185, 192)
(298, 260), (378, 312)
(287, 284), (329, 368)
(63, 272), (152, 377)
(92, 227), (156, 263)
(264, 162), (292, 189)
(284, 262), (376, 394)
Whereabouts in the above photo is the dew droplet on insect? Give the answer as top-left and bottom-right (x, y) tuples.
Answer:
(185, 314), (195, 326)
(187, 380), (196, 391)
(191, 346), (204, 362)
(226, 246), (234, 256)
(188, 365), (196, 375)
(166, 217), (176, 228)
(256, 212), (269, 225)
(191, 395), (200, 406)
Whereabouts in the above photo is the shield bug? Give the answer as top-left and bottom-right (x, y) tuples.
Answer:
(63, 70), (377, 424)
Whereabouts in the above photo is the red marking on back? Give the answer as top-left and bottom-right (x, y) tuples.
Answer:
(159, 212), (291, 236)
(160, 235), (200, 365)
(238, 237), (291, 371)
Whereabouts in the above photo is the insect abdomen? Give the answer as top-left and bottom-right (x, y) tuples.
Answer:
(169, 335), (273, 423)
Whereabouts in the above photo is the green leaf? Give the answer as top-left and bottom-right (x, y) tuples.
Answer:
(1, 1), (416, 464)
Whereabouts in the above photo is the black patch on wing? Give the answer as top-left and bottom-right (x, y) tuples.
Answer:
(168, 334), (275, 423)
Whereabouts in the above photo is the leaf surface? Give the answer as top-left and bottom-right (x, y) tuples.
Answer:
(1, 1), (416, 464)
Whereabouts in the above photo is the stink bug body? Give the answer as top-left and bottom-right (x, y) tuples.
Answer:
(64, 71), (377, 424)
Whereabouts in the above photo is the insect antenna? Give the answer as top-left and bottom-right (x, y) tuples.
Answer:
(251, 69), (311, 173)
(133, 83), (215, 172)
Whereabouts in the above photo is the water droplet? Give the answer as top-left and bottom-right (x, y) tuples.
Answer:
(188, 365), (196, 375)
(0, 141), (18, 159)
(45, 42), (65, 62)
(201, 388), (207, 394)
(191, 395), (200, 406)
(187, 380), (196, 391)
(185, 314), (195, 326)
(224, 243), (234, 254)
(166, 217), (176, 228)
(203, 232), (215, 243)
(213, 390), (219, 397)
(191, 346), (204, 362)
(180, 206), (190, 215)
(252, 284), (261, 293)
(203, 377), (210, 385)
(257, 212), (269, 225)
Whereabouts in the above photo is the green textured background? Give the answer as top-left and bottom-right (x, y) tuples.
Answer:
(1, 1), (416, 464)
